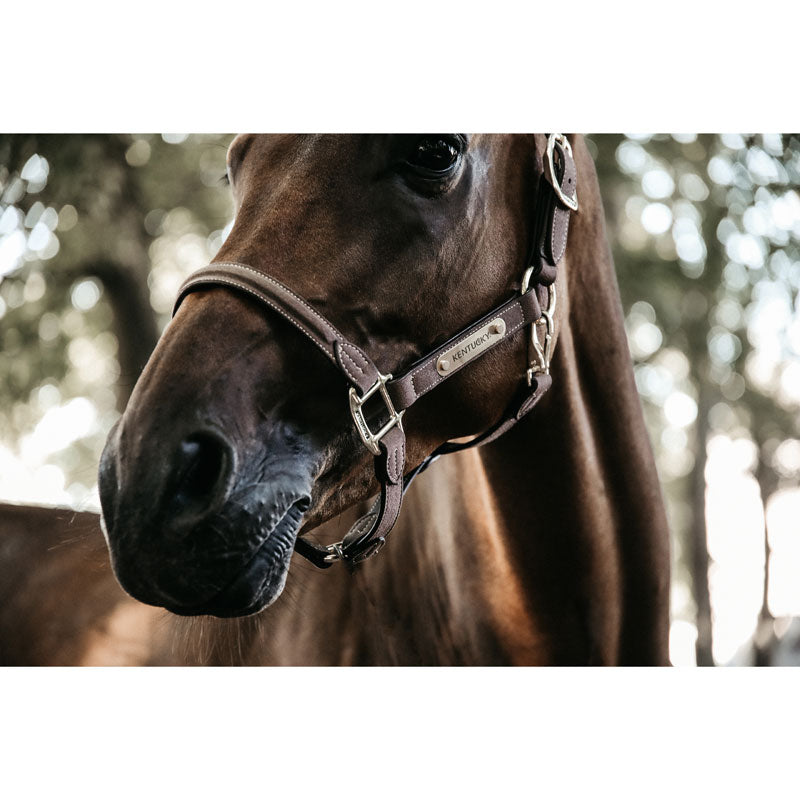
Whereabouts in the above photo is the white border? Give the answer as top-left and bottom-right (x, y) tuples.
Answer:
(4, 0), (799, 131)
(4, 0), (800, 793)
(2, 668), (798, 798)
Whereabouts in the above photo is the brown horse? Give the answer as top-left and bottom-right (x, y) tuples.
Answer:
(3, 135), (670, 665)
(0, 502), (160, 665)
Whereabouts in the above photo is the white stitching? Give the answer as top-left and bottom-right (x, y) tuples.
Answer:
(348, 512), (376, 540)
(177, 276), (338, 366)
(339, 346), (369, 384)
(388, 442), (399, 483)
(339, 351), (360, 384)
(341, 344), (368, 373)
(551, 206), (568, 262)
(212, 262), (342, 342)
(397, 437), (405, 483)
(505, 304), (526, 336)
(404, 297), (531, 401)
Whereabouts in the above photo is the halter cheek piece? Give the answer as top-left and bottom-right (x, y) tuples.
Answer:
(173, 134), (578, 570)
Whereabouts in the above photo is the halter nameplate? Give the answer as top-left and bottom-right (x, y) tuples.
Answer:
(436, 317), (506, 376)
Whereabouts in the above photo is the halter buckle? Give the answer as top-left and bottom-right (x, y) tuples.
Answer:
(319, 535), (386, 567)
(348, 372), (405, 456)
(544, 133), (579, 212)
(322, 542), (344, 564)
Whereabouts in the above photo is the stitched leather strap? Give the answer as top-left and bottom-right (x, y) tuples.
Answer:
(175, 262), (377, 389)
(529, 134), (577, 286)
(386, 289), (542, 411)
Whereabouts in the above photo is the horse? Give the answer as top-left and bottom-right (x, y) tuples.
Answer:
(3, 134), (670, 665)
(0, 502), (161, 665)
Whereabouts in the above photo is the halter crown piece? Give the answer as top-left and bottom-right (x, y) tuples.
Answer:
(173, 134), (578, 569)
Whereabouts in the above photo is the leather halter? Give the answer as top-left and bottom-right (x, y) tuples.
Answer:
(173, 134), (578, 570)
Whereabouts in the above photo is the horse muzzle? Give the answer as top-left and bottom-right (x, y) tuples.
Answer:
(98, 417), (316, 617)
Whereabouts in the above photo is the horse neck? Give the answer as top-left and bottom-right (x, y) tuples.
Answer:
(348, 279), (670, 666)
(337, 142), (671, 666)
(472, 153), (671, 665)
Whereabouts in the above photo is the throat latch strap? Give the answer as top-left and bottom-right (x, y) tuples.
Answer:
(173, 133), (578, 569)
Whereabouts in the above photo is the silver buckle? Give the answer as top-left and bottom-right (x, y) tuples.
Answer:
(322, 542), (344, 564)
(520, 268), (557, 386)
(321, 535), (386, 565)
(544, 133), (578, 212)
(348, 372), (405, 456)
(527, 284), (556, 384)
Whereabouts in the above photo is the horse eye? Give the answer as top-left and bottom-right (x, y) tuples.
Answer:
(405, 135), (463, 174)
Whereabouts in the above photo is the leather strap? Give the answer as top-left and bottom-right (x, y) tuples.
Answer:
(173, 270), (543, 568)
(529, 134), (577, 286)
(172, 133), (578, 569)
(386, 289), (542, 411)
(175, 262), (370, 378)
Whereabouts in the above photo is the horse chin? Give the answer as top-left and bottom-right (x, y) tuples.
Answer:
(163, 498), (307, 618)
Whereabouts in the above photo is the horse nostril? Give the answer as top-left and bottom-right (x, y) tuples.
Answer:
(168, 431), (235, 526)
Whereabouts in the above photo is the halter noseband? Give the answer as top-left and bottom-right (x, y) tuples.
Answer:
(173, 134), (578, 569)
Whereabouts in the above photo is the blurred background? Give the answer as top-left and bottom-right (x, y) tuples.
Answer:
(1, 133), (798, 666)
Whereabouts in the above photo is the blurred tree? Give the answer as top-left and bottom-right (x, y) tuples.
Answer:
(2, 135), (157, 408)
(590, 133), (800, 665)
(0, 134), (234, 508)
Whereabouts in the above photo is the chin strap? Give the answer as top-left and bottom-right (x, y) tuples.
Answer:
(174, 133), (578, 569)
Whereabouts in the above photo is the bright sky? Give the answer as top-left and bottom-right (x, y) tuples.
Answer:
(0, 398), (102, 511)
(669, 438), (800, 666)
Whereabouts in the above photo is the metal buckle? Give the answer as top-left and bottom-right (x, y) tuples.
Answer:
(347, 536), (386, 564)
(520, 269), (557, 386)
(320, 536), (386, 565)
(527, 284), (556, 384)
(348, 372), (405, 456)
(544, 133), (578, 212)
(322, 542), (344, 564)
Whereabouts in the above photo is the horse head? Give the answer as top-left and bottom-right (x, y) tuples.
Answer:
(98, 134), (566, 617)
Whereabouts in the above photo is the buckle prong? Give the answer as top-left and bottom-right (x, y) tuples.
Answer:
(323, 542), (344, 564)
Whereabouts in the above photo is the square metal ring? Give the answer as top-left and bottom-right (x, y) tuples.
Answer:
(348, 373), (404, 456)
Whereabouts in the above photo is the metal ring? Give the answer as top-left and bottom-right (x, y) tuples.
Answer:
(527, 284), (557, 382)
(545, 134), (578, 212)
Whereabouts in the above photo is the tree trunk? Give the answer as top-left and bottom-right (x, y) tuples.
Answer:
(753, 453), (778, 666)
(83, 260), (159, 411)
(690, 378), (714, 666)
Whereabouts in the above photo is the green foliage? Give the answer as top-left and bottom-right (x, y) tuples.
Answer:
(589, 133), (800, 654)
(0, 134), (234, 507)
